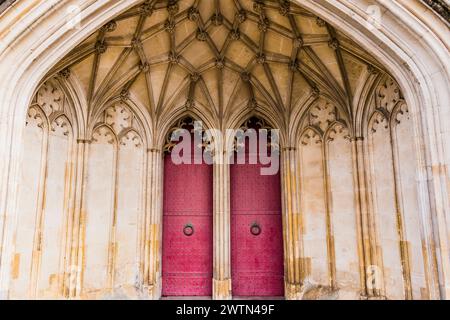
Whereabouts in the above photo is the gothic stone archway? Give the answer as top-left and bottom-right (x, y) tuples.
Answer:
(162, 118), (213, 297)
(0, 0), (448, 300)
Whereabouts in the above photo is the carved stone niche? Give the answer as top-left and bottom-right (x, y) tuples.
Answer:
(50, 115), (71, 137)
(163, 117), (196, 154)
(163, 116), (216, 159)
(326, 122), (351, 143)
(377, 77), (401, 113)
(36, 80), (64, 117)
(392, 103), (410, 126)
(26, 106), (46, 130)
(104, 104), (132, 136)
(369, 111), (389, 134)
(308, 100), (338, 133)
(120, 130), (142, 148)
(300, 128), (322, 146)
(92, 125), (116, 145)
(234, 117), (278, 153)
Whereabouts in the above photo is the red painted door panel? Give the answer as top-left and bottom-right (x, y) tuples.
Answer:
(231, 149), (284, 297)
(162, 148), (213, 296)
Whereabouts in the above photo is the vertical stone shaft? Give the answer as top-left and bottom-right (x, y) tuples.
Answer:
(145, 148), (163, 299)
(322, 142), (337, 290)
(212, 147), (231, 300)
(281, 147), (304, 299)
(67, 139), (89, 298)
(389, 126), (413, 299)
(352, 138), (378, 297)
(29, 128), (49, 298)
(74, 139), (90, 298)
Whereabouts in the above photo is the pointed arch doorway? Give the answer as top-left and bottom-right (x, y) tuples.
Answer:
(230, 118), (285, 297)
(161, 118), (213, 297)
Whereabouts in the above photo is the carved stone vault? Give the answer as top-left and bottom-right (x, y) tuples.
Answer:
(7, 0), (445, 300)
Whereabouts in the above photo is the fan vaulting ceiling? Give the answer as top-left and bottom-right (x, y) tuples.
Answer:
(47, 0), (388, 133)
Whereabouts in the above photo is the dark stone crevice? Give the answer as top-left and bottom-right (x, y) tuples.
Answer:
(422, 0), (450, 23)
(0, 0), (16, 15)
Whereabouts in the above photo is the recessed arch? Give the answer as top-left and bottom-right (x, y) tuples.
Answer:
(156, 105), (217, 149)
(230, 115), (284, 297)
(225, 99), (287, 148)
(161, 114), (214, 297)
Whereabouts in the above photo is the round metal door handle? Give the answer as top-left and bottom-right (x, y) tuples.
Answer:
(250, 223), (261, 236)
(183, 224), (194, 236)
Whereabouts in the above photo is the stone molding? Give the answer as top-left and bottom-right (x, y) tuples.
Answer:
(422, 0), (450, 23)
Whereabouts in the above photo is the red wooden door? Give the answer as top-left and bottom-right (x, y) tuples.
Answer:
(162, 140), (213, 296)
(230, 129), (284, 297)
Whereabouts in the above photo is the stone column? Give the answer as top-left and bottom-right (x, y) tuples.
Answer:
(212, 149), (232, 300)
(144, 148), (163, 299)
(68, 139), (90, 298)
(281, 146), (304, 299)
(351, 137), (384, 299)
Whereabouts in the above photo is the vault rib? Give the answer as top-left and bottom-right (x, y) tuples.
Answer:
(303, 47), (347, 104)
(156, 63), (173, 115)
(286, 13), (302, 114)
(87, 29), (108, 112)
(198, 77), (219, 119)
(327, 24), (353, 115)
(94, 48), (133, 105)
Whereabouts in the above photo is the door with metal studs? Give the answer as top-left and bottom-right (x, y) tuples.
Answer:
(162, 123), (213, 297)
(230, 118), (284, 297)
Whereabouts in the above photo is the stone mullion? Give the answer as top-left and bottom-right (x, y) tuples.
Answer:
(136, 146), (148, 294)
(59, 136), (79, 298)
(145, 148), (163, 299)
(106, 142), (119, 292)
(142, 148), (152, 292)
(147, 149), (157, 289)
(212, 148), (231, 300)
(321, 140), (337, 290)
(280, 148), (291, 294)
(281, 146), (303, 299)
(224, 160), (231, 285)
(291, 148), (303, 286)
(72, 139), (90, 298)
(389, 124), (413, 299)
(351, 138), (380, 298)
(287, 148), (297, 285)
(364, 136), (386, 298)
(409, 113), (442, 300)
(29, 121), (50, 299)
(156, 151), (164, 297)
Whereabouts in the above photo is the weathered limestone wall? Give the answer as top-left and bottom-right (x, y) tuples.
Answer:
(368, 112), (405, 299)
(82, 106), (145, 299)
(299, 130), (329, 290)
(282, 75), (437, 300)
(294, 101), (362, 299)
(327, 124), (360, 298)
(6, 72), (437, 300)
(9, 80), (149, 299)
(363, 76), (434, 300)
(10, 79), (76, 299)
